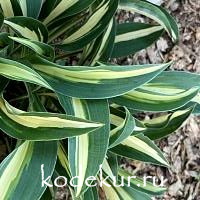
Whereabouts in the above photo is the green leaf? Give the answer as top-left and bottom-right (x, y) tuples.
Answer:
(17, 0), (43, 18)
(0, 33), (12, 57)
(119, 0), (179, 42)
(111, 134), (169, 167)
(9, 36), (55, 59)
(40, 188), (53, 200)
(28, 55), (171, 99)
(4, 16), (48, 42)
(0, 11), (4, 28)
(0, 76), (9, 94)
(25, 83), (46, 112)
(58, 0), (118, 51)
(109, 107), (135, 148)
(56, 143), (71, 179)
(117, 186), (152, 200)
(0, 141), (57, 200)
(142, 106), (194, 140)
(58, 95), (110, 197)
(119, 168), (166, 195)
(107, 152), (119, 178)
(83, 187), (99, 200)
(0, 33), (12, 50)
(112, 23), (163, 58)
(112, 86), (199, 112)
(0, 97), (103, 141)
(39, 0), (58, 20)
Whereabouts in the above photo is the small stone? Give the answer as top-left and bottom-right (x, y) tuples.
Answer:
(195, 27), (200, 41)
(157, 37), (169, 52)
(170, 2), (180, 11)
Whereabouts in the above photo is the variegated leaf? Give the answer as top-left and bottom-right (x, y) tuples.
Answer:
(111, 134), (169, 167)
(109, 107), (135, 148)
(112, 23), (163, 58)
(142, 106), (194, 140)
(0, 97), (103, 141)
(28, 55), (171, 99)
(9, 36), (55, 59)
(112, 86), (199, 112)
(119, 0), (179, 42)
(58, 0), (118, 51)
(58, 95), (110, 197)
(4, 16), (48, 42)
(44, 0), (95, 25)
(0, 141), (57, 200)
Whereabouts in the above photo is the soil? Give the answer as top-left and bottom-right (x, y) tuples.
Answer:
(120, 0), (200, 200)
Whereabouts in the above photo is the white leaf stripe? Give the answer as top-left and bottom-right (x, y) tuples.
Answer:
(102, 179), (150, 200)
(58, 143), (71, 177)
(0, 0), (14, 17)
(109, 107), (135, 148)
(72, 98), (89, 197)
(115, 25), (163, 43)
(17, 0), (27, 16)
(0, 97), (105, 141)
(141, 85), (185, 94)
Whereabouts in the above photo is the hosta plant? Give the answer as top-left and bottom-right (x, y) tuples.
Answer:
(0, 0), (200, 199)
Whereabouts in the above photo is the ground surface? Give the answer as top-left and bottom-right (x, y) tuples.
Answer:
(120, 0), (200, 199)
